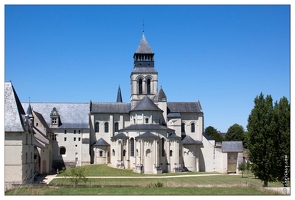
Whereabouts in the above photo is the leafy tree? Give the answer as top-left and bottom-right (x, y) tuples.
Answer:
(204, 126), (223, 142)
(238, 162), (247, 178)
(247, 93), (290, 187)
(225, 123), (244, 141)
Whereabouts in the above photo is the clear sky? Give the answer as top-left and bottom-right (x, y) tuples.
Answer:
(4, 4), (290, 132)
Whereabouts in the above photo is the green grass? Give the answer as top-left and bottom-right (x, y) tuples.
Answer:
(5, 186), (279, 195)
(58, 164), (215, 177)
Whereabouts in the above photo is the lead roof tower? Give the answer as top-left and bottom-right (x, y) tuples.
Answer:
(130, 33), (158, 108)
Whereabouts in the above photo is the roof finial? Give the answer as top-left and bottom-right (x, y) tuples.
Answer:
(142, 20), (145, 35)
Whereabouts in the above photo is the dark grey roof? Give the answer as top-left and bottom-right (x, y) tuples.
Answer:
(111, 132), (129, 140)
(222, 141), (243, 153)
(33, 127), (49, 145)
(93, 138), (109, 146)
(158, 87), (167, 102)
(136, 132), (159, 139)
(167, 102), (203, 113)
(5, 82), (26, 132)
(167, 112), (181, 118)
(33, 110), (53, 133)
(91, 102), (131, 114)
(22, 102), (90, 129)
(135, 34), (153, 53)
(182, 135), (202, 145)
(167, 133), (181, 140)
(119, 124), (174, 132)
(116, 86), (123, 103)
(131, 67), (158, 74)
(132, 96), (162, 112)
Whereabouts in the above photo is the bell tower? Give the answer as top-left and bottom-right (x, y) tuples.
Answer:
(130, 32), (158, 108)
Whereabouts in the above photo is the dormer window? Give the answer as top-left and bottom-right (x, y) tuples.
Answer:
(51, 117), (57, 124)
(145, 118), (149, 124)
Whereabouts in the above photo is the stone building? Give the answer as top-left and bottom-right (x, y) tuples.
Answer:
(5, 33), (243, 178)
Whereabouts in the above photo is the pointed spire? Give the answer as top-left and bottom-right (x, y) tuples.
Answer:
(116, 85), (123, 102)
(136, 34), (153, 53)
(26, 101), (33, 118)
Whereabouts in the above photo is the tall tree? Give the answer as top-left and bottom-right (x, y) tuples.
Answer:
(247, 93), (290, 187)
(225, 123), (244, 141)
(204, 126), (223, 142)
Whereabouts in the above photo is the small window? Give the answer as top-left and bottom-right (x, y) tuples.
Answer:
(145, 118), (149, 124)
(123, 150), (126, 157)
(64, 130), (67, 134)
(105, 122), (109, 133)
(170, 150), (173, 157)
(52, 117), (57, 124)
(60, 147), (66, 155)
(147, 79), (151, 94)
(36, 123), (38, 127)
(191, 123), (195, 133)
(181, 123), (185, 133)
(112, 149), (115, 156)
(78, 137), (81, 141)
(64, 137), (67, 141)
(130, 138), (134, 157)
(99, 151), (103, 157)
(138, 79), (143, 94)
(74, 137), (76, 141)
(115, 122), (119, 132)
(74, 130), (76, 134)
(79, 130), (81, 134)
(95, 122), (99, 132)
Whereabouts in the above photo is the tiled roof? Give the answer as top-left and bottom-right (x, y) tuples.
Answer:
(135, 34), (153, 54)
(91, 102), (131, 114)
(22, 102), (90, 129)
(93, 138), (109, 146)
(167, 102), (203, 113)
(111, 132), (129, 140)
(119, 124), (174, 132)
(5, 82), (26, 132)
(182, 135), (202, 145)
(135, 132), (159, 139)
(222, 141), (243, 152)
(132, 96), (162, 112)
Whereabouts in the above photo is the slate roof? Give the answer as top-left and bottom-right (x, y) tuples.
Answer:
(167, 112), (181, 118)
(203, 133), (214, 140)
(132, 96), (162, 112)
(182, 135), (202, 145)
(135, 34), (153, 54)
(135, 132), (159, 139)
(91, 102), (131, 114)
(5, 82), (26, 132)
(116, 86), (123, 103)
(158, 87), (167, 102)
(167, 133), (181, 140)
(93, 138), (109, 146)
(111, 132), (129, 140)
(119, 124), (174, 132)
(131, 67), (158, 74)
(167, 101), (203, 113)
(222, 141), (243, 153)
(22, 102), (90, 128)
(33, 110), (53, 133)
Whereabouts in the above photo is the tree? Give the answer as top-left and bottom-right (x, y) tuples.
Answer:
(204, 126), (223, 142)
(62, 167), (88, 186)
(238, 162), (247, 178)
(247, 93), (290, 187)
(225, 123), (244, 141)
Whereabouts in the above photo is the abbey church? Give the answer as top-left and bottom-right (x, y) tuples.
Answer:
(5, 33), (243, 187)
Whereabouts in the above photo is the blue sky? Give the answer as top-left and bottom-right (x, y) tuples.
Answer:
(4, 4), (290, 132)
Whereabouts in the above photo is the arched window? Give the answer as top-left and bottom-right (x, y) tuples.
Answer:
(104, 122), (109, 133)
(130, 138), (134, 157)
(170, 150), (173, 157)
(161, 138), (165, 157)
(123, 150), (126, 157)
(191, 123), (195, 133)
(145, 118), (149, 124)
(60, 147), (66, 155)
(114, 122), (119, 132)
(181, 123), (185, 133)
(95, 122), (99, 132)
(138, 79), (143, 94)
(146, 149), (151, 157)
(147, 79), (151, 94)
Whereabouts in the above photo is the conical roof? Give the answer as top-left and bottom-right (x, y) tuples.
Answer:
(116, 85), (122, 102)
(158, 86), (167, 102)
(132, 96), (162, 112)
(93, 138), (109, 146)
(135, 34), (153, 54)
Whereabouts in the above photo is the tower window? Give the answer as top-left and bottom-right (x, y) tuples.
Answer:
(138, 79), (143, 94)
(115, 122), (119, 132)
(104, 122), (109, 133)
(95, 122), (99, 132)
(147, 79), (151, 94)
(191, 123), (195, 133)
(181, 123), (185, 133)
